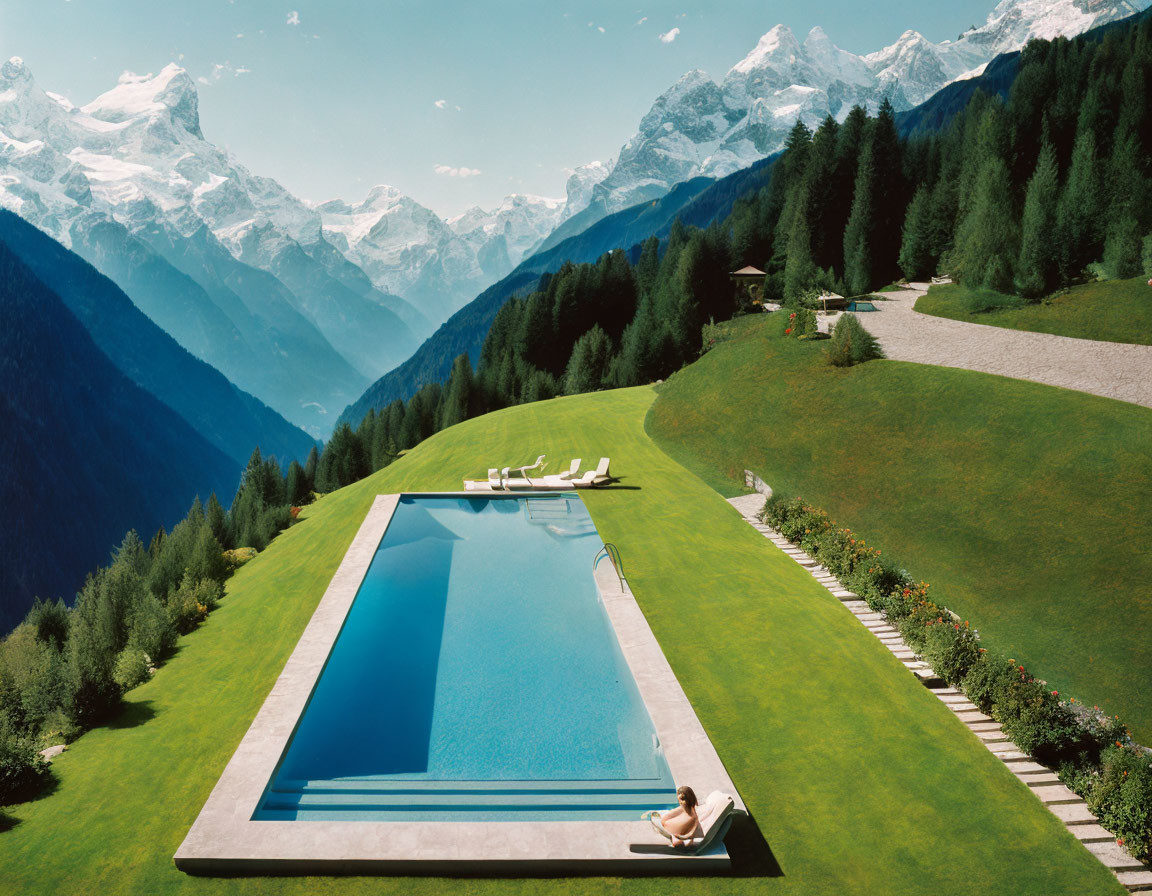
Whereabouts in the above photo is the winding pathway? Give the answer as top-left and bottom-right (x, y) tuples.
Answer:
(852, 283), (1152, 409)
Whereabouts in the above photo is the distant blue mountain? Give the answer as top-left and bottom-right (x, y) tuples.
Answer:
(336, 157), (776, 424)
(0, 240), (239, 633)
(0, 211), (316, 467)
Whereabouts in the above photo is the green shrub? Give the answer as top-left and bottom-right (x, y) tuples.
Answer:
(1142, 233), (1152, 278)
(921, 618), (981, 684)
(962, 652), (1014, 715)
(127, 593), (176, 664)
(828, 313), (884, 367)
(223, 547), (258, 571)
(169, 575), (223, 635)
(0, 726), (48, 805)
(1086, 743), (1152, 862)
(783, 308), (817, 338)
(112, 647), (151, 692)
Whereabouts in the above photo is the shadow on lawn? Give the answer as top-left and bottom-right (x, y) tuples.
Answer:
(626, 813), (783, 878)
(105, 699), (157, 730)
(0, 808), (19, 833)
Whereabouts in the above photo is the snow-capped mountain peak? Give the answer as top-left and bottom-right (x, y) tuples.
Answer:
(731, 24), (801, 75)
(564, 0), (1146, 224)
(81, 64), (202, 138)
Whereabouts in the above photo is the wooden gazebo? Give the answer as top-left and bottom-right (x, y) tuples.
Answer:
(730, 266), (766, 304)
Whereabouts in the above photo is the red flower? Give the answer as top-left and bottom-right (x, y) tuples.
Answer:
(785, 328), (792, 334)
(1051, 690), (1058, 697)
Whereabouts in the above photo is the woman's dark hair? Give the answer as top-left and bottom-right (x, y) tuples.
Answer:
(676, 785), (698, 810)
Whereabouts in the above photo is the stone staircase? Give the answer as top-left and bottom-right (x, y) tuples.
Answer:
(728, 492), (1152, 893)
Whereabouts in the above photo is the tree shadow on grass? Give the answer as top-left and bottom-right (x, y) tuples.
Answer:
(105, 699), (157, 730)
(0, 808), (20, 833)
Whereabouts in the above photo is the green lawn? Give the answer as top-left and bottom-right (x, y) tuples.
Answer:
(0, 388), (1122, 895)
(648, 313), (1152, 745)
(915, 278), (1152, 345)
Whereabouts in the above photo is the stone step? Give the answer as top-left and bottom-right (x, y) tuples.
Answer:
(914, 668), (944, 685)
(891, 651), (917, 661)
(934, 688), (963, 696)
(955, 710), (993, 723)
(973, 730), (1010, 743)
(1047, 802), (1098, 825)
(1086, 841), (1146, 873)
(1005, 760), (1047, 774)
(997, 751), (1033, 762)
(832, 591), (860, 599)
(1016, 771), (1061, 786)
(1116, 870), (1152, 891)
(967, 720), (1002, 731)
(986, 740), (1022, 754)
(1068, 823), (1115, 843)
(936, 692), (969, 702)
(947, 703), (979, 714)
(1031, 784), (1081, 805)
(842, 600), (869, 611)
(861, 619), (891, 629)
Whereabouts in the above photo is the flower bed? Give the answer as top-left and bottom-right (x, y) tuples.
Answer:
(762, 493), (1152, 862)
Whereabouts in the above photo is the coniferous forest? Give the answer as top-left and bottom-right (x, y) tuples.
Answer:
(320, 15), (1152, 489)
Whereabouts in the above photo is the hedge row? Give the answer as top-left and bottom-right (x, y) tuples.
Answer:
(762, 494), (1152, 861)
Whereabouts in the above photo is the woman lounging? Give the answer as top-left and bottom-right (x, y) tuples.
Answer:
(648, 785), (703, 847)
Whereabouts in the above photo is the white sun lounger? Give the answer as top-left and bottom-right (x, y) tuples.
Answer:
(570, 457), (611, 488)
(642, 791), (743, 854)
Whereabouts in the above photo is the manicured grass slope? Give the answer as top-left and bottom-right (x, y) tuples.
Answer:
(648, 314), (1152, 744)
(0, 388), (1121, 895)
(916, 278), (1152, 345)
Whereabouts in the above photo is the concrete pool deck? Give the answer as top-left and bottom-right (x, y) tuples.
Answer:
(174, 492), (744, 874)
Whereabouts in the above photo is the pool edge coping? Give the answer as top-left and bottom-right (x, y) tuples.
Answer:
(173, 492), (743, 874)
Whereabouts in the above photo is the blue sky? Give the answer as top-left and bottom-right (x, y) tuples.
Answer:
(0, 1), (996, 216)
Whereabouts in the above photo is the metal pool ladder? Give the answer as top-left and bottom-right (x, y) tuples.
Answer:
(593, 543), (625, 591)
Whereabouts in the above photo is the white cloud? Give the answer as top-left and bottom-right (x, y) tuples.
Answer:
(434, 99), (447, 109)
(434, 164), (481, 178)
(196, 62), (251, 85)
(598, 25), (605, 33)
(658, 27), (680, 43)
(636, 17), (647, 25)
(236, 33), (245, 39)
(286, 10), (300, 26)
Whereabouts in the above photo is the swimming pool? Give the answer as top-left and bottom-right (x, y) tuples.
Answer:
(255, 494), (676, 822)
(176, 492), (743, 872)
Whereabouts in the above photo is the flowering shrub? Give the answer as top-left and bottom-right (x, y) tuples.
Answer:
(784, 309), (817, 339)
(1088, 743), (1152, 861)
(761, 490), (1152, 860)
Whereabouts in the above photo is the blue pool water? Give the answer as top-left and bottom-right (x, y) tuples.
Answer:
(255, 494), (676, 821)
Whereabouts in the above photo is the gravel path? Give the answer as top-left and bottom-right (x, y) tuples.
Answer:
(850, 283), (1152, 409)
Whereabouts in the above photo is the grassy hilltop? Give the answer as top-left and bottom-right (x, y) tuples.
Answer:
(0, 384), (1122, 895)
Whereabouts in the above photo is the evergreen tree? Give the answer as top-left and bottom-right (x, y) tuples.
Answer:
(315, 423), (369, 492)
(898, 185), (935, 281)
(563, 326), (612, 395)
(204, 493), (229, 549)
(1056, 129), (1103, 282)
(438, 354), (474, 430)
(303, 444), (319, 489)
(1102, 134), (1147, 279)
(285, 461), (309, 506)
(955, 156), (1018, 292)
(843, 141), (876, 296)
(1015, 141), (1061, 298)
